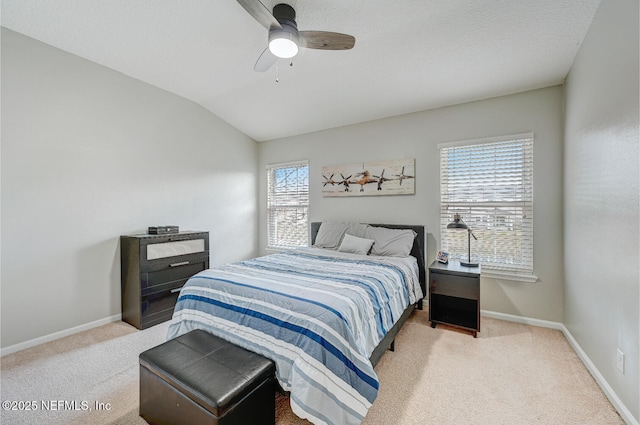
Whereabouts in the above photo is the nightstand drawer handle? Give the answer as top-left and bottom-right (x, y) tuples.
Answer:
(170, 286), (183, 294)
(169, 261), (190, 268)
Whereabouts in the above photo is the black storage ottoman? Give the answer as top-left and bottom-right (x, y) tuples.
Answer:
(139, 329), (276, 425)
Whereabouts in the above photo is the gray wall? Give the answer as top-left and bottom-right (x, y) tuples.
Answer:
(1, 29), (259, 349)
(563, 0), (639, 420)
(259, 86), (565, 322)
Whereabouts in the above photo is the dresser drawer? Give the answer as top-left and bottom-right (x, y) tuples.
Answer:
(141, 252), (210, 274)
(139, 233), (209, 270)
(430, 272), (479, 300)
(141, 259), (207, 294)
(141, 289), (182, 328)
(146, 238), (205, 260)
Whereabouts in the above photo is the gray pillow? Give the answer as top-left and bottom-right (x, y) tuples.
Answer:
(365, 226), (417, 257)
(345, 223), (369, 239)
(313, 222), (350, 249)
(337, 233), (375, 255)
(313, 222), (370, 249)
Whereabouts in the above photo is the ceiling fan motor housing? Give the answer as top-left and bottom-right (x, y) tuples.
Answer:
(272, 3), (296, 26)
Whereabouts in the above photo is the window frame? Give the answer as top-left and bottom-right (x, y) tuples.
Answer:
(438, 133), (538, 283)
(266, 160), (310, 251)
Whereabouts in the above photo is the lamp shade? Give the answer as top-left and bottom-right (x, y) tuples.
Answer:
(447, 213), (468, 229)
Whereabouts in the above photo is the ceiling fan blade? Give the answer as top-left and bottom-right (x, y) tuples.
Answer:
(236, 0), (282, 30)
(254, 47), (277, 72)
(298, 31), (356, 50)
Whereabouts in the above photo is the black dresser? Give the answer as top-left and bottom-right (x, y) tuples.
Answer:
(120, 231), (210, 330)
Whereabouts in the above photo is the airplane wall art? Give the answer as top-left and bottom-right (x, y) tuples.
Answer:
(322, 158), (415, 197)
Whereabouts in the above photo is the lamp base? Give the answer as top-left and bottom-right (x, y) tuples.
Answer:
(460, 261), (479, 267)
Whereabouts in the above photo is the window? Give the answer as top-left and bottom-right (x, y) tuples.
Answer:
(267, 160), (309, 250)
(439, 133), (535, 280)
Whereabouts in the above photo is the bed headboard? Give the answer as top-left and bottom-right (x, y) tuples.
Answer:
(310, 222), (426, 298)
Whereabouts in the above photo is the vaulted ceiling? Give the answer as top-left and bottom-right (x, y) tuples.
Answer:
(2, 0), (601, 141)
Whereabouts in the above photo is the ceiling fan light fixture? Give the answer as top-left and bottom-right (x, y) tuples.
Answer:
(268, 26), (299, 58)
(237, 0), (355, 72)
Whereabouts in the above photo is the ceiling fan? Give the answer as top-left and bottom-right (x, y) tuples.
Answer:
(236, 0), (356, 72)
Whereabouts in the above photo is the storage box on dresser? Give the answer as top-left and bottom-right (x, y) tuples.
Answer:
(120, 231), (209, 330)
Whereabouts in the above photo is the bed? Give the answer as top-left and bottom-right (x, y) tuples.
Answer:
(167, 222), (426, 425)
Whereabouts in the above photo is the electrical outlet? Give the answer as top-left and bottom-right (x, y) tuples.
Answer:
(616, 349), (625, 374)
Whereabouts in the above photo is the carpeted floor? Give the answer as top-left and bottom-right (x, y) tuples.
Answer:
(0, 309), (624, 425)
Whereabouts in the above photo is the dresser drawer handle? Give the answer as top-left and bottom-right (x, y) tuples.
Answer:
(169, 261), (190, 268)
(170, 286), (183, 294)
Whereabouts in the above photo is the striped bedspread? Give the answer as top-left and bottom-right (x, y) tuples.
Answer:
(167, 247), (422, 425)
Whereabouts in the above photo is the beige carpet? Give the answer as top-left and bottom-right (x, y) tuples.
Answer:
(0, 309), (623, 425)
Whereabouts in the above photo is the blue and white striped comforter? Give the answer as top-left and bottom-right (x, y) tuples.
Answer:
(167, 247), (423, 425)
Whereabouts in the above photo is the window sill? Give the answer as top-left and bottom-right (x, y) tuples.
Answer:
(482, 269), (539, 283)
(265, 247), (285, 253)
(266, 246), (305, 253)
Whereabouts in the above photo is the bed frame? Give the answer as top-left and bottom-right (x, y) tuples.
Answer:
(310, 222), (426, 367)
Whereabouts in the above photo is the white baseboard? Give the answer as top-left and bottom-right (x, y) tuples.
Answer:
(480, 309), (564, 330)
(0, 314), (122, 357)
(561, 324), (639, 425)
(480, 309), (638, 425)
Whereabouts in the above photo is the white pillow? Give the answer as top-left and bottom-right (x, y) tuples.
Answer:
(365, 226), (417, 257)
(337, 233), (375, 255)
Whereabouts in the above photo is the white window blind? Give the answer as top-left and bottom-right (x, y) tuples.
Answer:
(267, 160), (309, 250)
(439, 133), (534, 276)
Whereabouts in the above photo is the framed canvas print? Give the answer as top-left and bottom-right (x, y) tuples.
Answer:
(322, 158), (415, 197)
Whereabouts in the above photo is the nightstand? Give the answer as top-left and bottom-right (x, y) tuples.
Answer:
(428, 260), (481, 337)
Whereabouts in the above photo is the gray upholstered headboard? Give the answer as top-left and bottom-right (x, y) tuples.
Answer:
(310, 222), (426, 297)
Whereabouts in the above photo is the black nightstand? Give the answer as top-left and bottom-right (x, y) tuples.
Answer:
(429, 260), (481, 337)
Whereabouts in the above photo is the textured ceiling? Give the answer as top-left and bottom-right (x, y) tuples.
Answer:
(2, 0), (601, 141)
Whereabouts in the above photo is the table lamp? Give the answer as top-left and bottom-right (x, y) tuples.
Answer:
(447, 213), (479, 267)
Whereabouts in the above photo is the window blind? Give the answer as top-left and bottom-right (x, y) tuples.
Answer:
(267, 160), (309, 250)
(439, 134), (534, 275)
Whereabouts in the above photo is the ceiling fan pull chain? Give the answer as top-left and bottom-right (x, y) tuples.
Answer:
(276, 61), (279, 82)
(290, 60), (293, 67)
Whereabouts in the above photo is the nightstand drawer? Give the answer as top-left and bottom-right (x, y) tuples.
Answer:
(430, 273), (479, 300)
